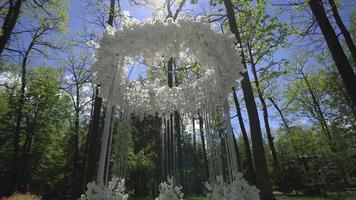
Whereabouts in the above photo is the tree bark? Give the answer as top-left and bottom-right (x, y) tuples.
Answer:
(167, 58), (174, 177)
(0, 0), (23, 56)
(85, 88), (103, 183)
(169, 113), (174, 177)
(232, 87), (256, 185)
(309, 0), (356, 107)
(192, 117), (196, 150)
(71, 84), (81, 196)
(268, 97), (291, 135)
(174, 111), (183, 184)
(173, 58), (184, 184)
(89, 0), (115, 185)
(107, 0), (116, 26)
(231, 130), (242, 171)
(223, 0), (275, 199)
(328, 0), (356, 64)
(12, 37), (35, 191)
(301, 71), (332, 141)
(247, 42), (279, 171)
(198, 114), (209, 180)
(18, 114), (37, 191)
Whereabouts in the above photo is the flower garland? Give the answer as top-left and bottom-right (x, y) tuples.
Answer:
(92, 18), (244, 117)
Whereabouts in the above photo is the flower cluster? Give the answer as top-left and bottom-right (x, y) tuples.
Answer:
(205, 173), (260, 200)
(155, 177), (184, 200)
(80, 177), (128, 200)
(92, 18), (244, 117)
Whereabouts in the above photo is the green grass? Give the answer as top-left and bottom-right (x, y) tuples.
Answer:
(185, 197), (208, 200)
(185, 193), (356, 200)
(275, 193), (356, 200)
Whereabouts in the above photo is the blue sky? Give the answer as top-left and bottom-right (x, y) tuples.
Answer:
(66, 0), (355, 137)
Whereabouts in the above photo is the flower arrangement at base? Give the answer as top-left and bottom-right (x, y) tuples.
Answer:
(80, 177), (128, 200)
(155, 176), (184, 200)
(205, 172), (260, 200)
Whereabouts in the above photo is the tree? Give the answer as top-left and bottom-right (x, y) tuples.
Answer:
(232, 87), (256, 185)
(236, 0), (288, 171)
(222, 0), (275, 199)
(83, 0), (119, 187)
(268, 97), (291, 135)
(0, 0), (23, 55)
(198, 114), (209, 180)
(17, 67), (71, 193)
(166, 0), (187, 185)
(287, 55), (332, 143)
(0, 66), (72, 198)
(308, 0), (356, 107)
(5, 0), (68, 191)
(328, 0), (356, 64)
(61, 51), (93, 196)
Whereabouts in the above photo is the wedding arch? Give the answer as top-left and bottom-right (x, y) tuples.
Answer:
(82, 18), (260, 199)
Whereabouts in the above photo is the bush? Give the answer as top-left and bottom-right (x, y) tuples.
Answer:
(1, 193), (42, 200)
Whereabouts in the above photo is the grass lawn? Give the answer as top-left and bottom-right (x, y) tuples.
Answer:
(185, 193), (356, 200)
(275, 193), (356, 200)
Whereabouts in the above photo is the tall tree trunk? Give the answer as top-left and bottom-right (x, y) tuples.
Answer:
(155, 115), (162, 195)
(192, 117), (196, 150)
(169, 113), (174, 177)
(107, 0), (116, 26)
(232, 87), (256, 185)
(198, 114), (209, 179)
(247, 42), (279, 170)
(167, 58), (174, 177)
(165, 1), (186, 181)
(174, 111), (183, 183)
(18, 114), (37, 191)
(231, 131), (242, 171)
(72, 84), (80, 197)
(174, 111), (184, 185)
(223, 0), (275, 199)
(328, 0), (356, 64)
(12, 38), (35, 192)
(92, 0), (116, 185)
(309, 0), (356, 107)
(82, 89), (95, 189)
(268, 97), (291, 135)
(301, 72), (332, 141)
(85, 88), (103, 183)
(173, 59), (184, 184)
(0, 0), (23, 56)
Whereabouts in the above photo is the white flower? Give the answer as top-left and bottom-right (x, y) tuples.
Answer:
(80, 177), (128, 200)
(206, 172), (260, 200)
(86, 40), (99, 48)
(92, 18), (244, 117)
(155, 177), (184, 200)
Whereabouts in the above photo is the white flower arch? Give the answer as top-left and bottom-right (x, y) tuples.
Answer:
(91, 19), (251, 195)
(92, 18), (244, 116)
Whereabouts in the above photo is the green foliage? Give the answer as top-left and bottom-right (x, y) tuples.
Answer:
(275, 124), (356, 194)
(0, 66), (72, 198)
(23, 0), (69, 33)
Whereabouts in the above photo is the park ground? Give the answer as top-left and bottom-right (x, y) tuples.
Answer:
(185, 193), (356, 200)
